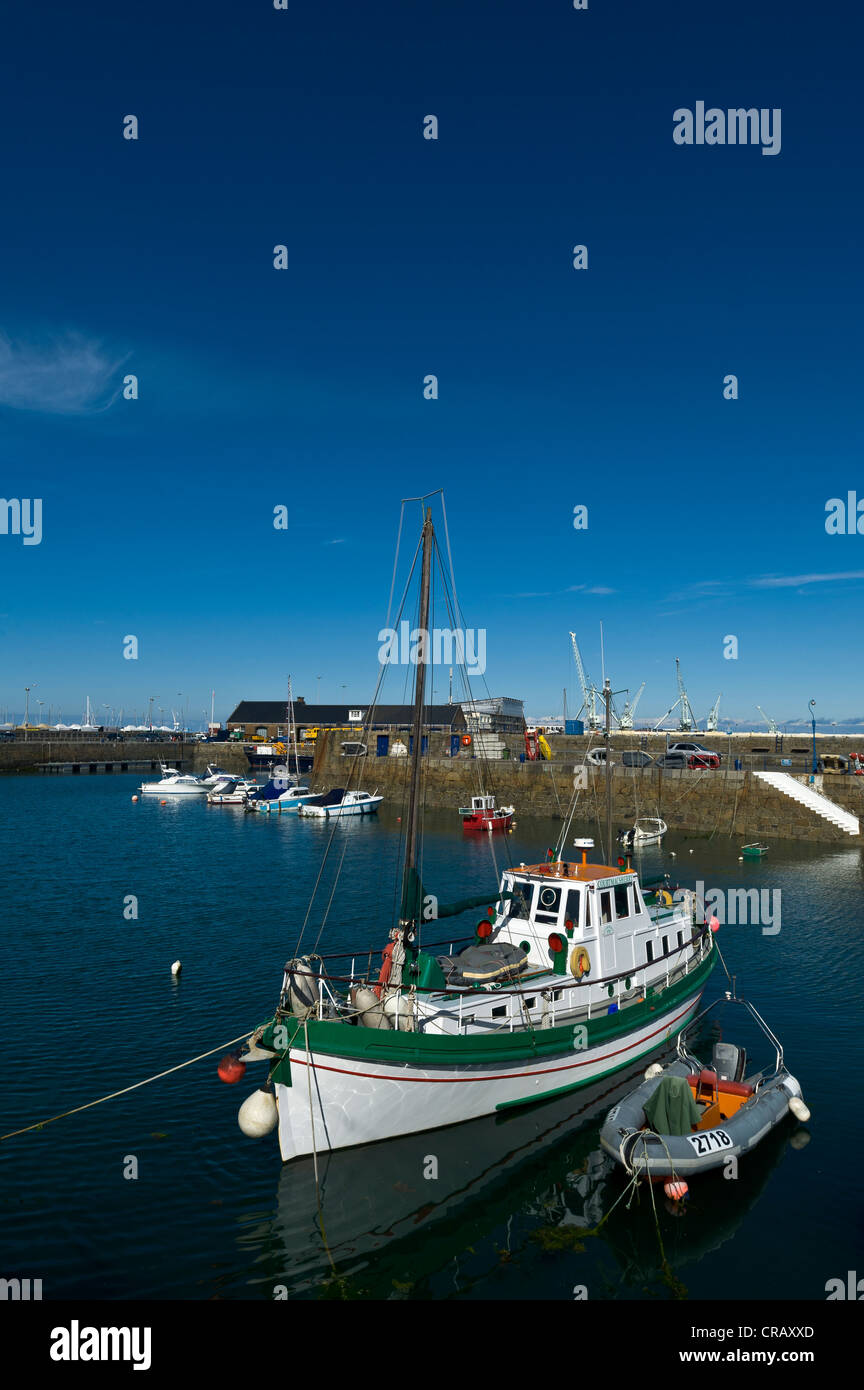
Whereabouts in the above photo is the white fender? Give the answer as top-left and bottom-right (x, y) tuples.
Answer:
(238, 1087), (278, 1137)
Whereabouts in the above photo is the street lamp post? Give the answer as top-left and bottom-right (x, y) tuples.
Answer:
(24, 684), (37, 739)
(809, 699), (817, 779)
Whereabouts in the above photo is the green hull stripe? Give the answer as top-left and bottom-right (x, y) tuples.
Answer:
(265, 946), (714, 1077)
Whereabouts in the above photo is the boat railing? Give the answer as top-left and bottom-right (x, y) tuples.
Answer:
(283, 925), (712, 1025)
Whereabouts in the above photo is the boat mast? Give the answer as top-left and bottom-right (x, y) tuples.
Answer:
(286, 675), (300, 779)
(604, 677), (612, 863)
(401, 507), (433, 923)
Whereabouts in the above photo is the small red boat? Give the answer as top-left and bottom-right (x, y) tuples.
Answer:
(459, 794), (515, 832)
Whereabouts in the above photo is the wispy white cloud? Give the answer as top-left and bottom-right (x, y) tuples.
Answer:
(325, 538), (346, 545)
(0, 330), (127, 414)
(750, 571), (864, 589)
(504, 583), (617, 599)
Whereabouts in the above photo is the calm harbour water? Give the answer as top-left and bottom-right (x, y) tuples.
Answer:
(1, 772), (861, 1301)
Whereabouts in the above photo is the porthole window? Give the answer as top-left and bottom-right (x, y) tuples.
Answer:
(607, 984), (614, 998)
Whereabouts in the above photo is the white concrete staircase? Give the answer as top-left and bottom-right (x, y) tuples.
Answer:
(753, 771), (860, 836)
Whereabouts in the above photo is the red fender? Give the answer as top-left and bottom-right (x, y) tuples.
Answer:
(374, 941), (396, 999)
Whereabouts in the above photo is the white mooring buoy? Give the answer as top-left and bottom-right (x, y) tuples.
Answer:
(238, 1087), (278, 1138)
(171, 960), (182, 977)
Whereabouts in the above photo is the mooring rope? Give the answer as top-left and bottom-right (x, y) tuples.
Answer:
(0, 1029), (255, 1142)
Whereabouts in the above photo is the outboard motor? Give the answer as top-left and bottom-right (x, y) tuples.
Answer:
(713, 1041), (746, 1083)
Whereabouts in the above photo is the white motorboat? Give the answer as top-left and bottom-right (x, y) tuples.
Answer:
(206, 776), (259, 804)
(139, 765), (207, 797)
(201, 763), (236, 786)
(618, 817), (667, 850)
(298, 788), (383, 818)
(246, 776), (319, 813)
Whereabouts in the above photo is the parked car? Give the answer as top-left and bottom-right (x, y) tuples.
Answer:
(622, 750), (653, 767)
(666, 741), (721, 767)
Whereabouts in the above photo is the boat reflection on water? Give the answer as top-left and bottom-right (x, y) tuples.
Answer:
(234, 1054), (807, 1300)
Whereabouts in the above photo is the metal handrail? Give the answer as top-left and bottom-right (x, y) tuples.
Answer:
(281, 924), (711, 1009)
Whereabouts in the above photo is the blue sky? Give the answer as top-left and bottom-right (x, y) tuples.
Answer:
(1, 1), (862, 728)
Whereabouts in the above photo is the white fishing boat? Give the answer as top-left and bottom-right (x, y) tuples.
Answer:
(298, 788), (383, 818)
(618, 817), (667, 850)
(139, 764), (207, 797)
(221, 501), (715, 1162)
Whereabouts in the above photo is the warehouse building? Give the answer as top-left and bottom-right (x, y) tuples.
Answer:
(226, 700), (468, 742)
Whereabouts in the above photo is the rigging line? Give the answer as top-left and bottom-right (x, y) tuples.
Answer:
(0, 1029), (257, 1142)
(430, 530), (516, 874)
(293, 535), (424, 958)
(384, 499), (406, 633)
(304, 1018), (339, 1278)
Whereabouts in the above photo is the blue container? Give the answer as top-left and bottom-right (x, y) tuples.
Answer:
(565, 719), (584, 736)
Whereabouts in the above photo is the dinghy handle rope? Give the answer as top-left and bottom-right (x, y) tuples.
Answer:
(0, 1030), (256, 1142)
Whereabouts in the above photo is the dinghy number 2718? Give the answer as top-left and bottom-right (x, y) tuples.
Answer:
(686, 1128), (733, 1154)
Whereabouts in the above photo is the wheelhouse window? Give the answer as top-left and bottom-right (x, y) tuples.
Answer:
(508, 880), (534, 919)
(614, 884), (631, 918)
(564, 887), (583, 933)
(599, 889), (614, 926)
(535, 883), (561, 924)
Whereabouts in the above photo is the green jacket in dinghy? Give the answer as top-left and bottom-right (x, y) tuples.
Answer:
(643, 1074), (701, 1135)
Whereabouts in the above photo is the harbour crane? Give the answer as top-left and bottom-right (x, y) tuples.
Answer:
(756, 705), (780, 736)
(569, 632), (603, 730)
(705, 694), (721, 732)
(617, 682), (645, 730)
(653, 657), (698, 732)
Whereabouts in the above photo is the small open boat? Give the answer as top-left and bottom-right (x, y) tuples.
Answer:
(459, 794), (515, 832)
(599, 991), (809, 1180)
(741, 843), (768, 859)
(618, 817), (667, 850)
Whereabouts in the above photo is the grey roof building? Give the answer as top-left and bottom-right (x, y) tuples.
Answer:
(226, 701), (467, 734)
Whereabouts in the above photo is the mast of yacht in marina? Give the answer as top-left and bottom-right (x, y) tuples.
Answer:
(400, 507), (433, 929)
(604, 677), (613, 863)
(286, 675), (301, 781)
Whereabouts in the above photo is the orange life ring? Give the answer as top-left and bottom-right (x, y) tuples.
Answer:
(462, 735), (472, 746)
(570, 946), (591, 979)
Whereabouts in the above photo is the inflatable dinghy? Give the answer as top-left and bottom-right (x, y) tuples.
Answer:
(600, 991), (809, 1179)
